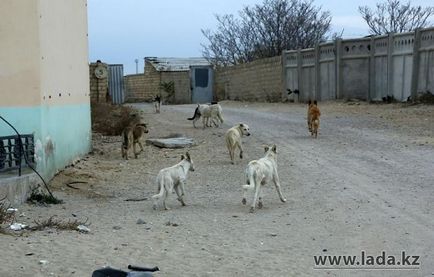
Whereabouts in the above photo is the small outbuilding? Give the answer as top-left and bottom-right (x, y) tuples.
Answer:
(124, 57), (213, 104)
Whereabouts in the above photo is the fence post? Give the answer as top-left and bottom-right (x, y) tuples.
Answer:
(387, 33), (394, 98)
(410, 28), (422, 102)
(297, 49), (302, 102)
(335, 38), (342, 99)
(315, 44), (321, 101)
(368, 37), (376, 102)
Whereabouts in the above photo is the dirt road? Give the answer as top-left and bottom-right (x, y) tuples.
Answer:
(2, 101), (433, 277)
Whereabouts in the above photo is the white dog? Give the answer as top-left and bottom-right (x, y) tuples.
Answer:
(201, 104), (224, 128)
(242, 145), (286, 213)
(225, 123), (251, 164)
(187, 103), (224, 128)
(152, 152), (195, 210)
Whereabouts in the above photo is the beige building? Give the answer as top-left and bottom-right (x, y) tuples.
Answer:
(0, 0), (91, 197)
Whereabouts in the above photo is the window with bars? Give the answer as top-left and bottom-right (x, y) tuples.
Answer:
(0, 134), (35, 176)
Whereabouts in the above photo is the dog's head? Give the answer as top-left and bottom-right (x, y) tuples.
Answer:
(238, 123), (250, 136)
(264, 144), (277, 154)
(181, 152), (194, 171)
(137, 123), (149, 133)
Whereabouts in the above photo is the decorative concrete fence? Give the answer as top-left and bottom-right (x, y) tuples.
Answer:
(283, 27), (434, 102)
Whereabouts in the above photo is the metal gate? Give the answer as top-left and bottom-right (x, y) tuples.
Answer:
(190, 66), (213, 103)
(108, 64), (124, 104)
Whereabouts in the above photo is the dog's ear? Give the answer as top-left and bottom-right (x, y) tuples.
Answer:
(272, 145), (277, 153)
(264, 146), (270, 153)
(185, 152), (191, 161)
(314, 100), (317, 105)
(181, 154), (185, 160)
(308, 100), (312, 105)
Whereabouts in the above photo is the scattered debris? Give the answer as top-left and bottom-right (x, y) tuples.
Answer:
(27, 188), (63, 205)
(125, 197), (148, 202)
(10, 223), (28, 231)
(165, 221), (179, 227)
(65, 181), (88, 190)
(77, 225), (90, 233)
(136, 219), (146, 225)
(31, 216), (89, 232)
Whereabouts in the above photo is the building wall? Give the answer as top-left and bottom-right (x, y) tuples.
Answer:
(161, 71), (191, 104)
(124, 74), (153, 102)
(214, 56), (283, 102)
(125, 60), (192, 103)
(0, 0), (91, 180)
(89, 62), (109, 103)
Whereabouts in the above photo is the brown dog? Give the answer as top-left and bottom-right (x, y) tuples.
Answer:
(121, 122), (149, 159)
(307, 100), (314, 132)
(308, 100), (321, 138)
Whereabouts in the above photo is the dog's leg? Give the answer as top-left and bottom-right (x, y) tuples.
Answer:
(242, 179), (248, 205)
(229, 147), (235, 164)
(174, 184), (186, 206)
(236, 142), (244, 159)
(133, 141), (138, 158)
(258, 188), (263, 209)
(137, 140), (144, 153)
(250, 182), (261, 213)
(162, 189), (170, 210)
(273, 173), (287, 203)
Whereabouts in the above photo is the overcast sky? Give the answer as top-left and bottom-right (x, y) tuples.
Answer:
(88, 0), (433, 75)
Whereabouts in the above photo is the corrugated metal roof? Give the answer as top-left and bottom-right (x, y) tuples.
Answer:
(145, 57), (210, 72)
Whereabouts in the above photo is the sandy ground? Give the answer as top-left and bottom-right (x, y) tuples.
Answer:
(1, 100), (434, 277)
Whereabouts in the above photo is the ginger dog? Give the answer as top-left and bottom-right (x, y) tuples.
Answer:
(308, 100), (321, 138)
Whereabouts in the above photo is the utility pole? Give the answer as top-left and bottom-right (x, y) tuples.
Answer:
(135, 59), (139, 74)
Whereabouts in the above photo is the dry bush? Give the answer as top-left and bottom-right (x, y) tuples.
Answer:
(91, 102), (139, 136)
(31, 216), (89, 231)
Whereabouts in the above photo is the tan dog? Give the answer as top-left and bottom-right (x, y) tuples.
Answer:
(152, 152), (195, 210)
(307, 100), (314, 132)
(308, 100), (321, 138)
(121, 122), (149, 159)
(242, 145), (286, 213)
(225, 123), (251, 164)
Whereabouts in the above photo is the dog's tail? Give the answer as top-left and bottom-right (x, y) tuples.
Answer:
(187, 106), (201, 120)
(152, 178), (165, 200)
(243, 169), (257, 190)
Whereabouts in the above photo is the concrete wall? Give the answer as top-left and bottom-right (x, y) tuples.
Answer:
(0, 0), (91, 180)
(124, 74), (151, 102)
(283, 27), (434, 102)
(125, 61), (194, 104)
(214, 56), (283, 102)
(161, 71), (191, 104)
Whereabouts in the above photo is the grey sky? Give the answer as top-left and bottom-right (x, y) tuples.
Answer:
(88, 0), (433, 75)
